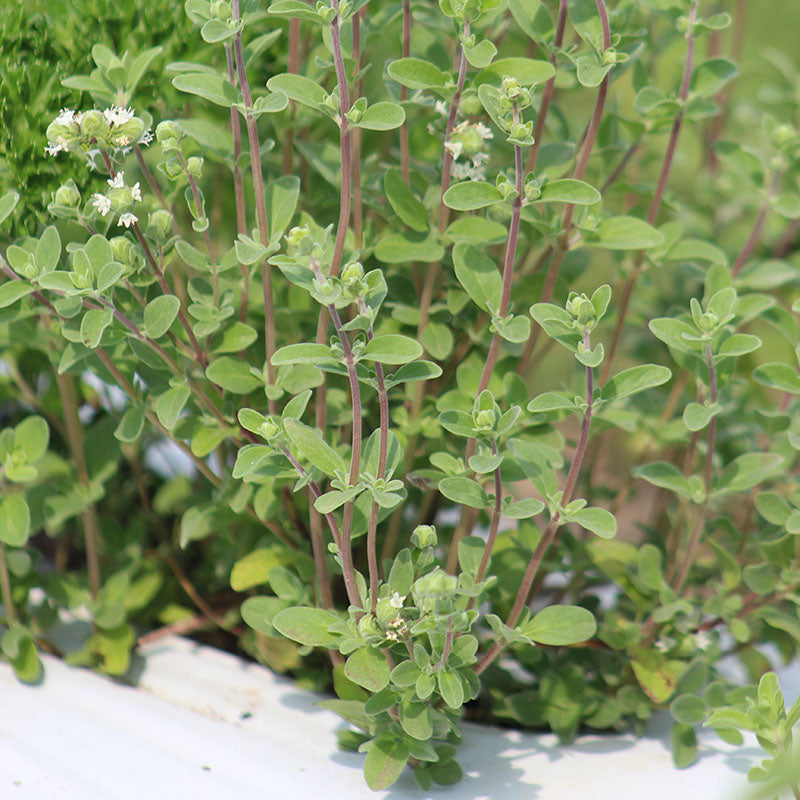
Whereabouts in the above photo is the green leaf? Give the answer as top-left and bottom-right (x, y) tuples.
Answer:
(114, 405), (146, 443)
(80, 308), (113, 349)
(714, 452), (784, 496)
(399, 701), (433, 740)
(362, 334), (423, 365)
(584, 216), (664, 250)
(443, 181), (504, 211)
(691, 58), (737, 99)
(445, 216), (508, 244)
(527, 392), (576, 413)
(385, 361), (442, 387)
(354, 102), (405, 131)
(14, 416), (49, 463)
(374, 230), (443, 263)
(671, 723), (698, 769)
(283, 418), (347, 477)
(235, 234), (269, 265)
(420, 322), (453, 359)
(233, 444), (274, 478)
(438, 476), (489, 509)
(569, 507), (617, 539)
(273, 606), (340, 647)
(206, 357), (262, 393)
(154, 385), (191, 430)
(345, 647), (390, 692)
(452, 242), (502, 312)
(682, 402), (719, 432)
(717, 333), (760, 358)
(633, 462), (692, 500)
(200, 18), (238, 43)
(266, 176), (300, 235)
(363, 734), (410, 791)
(631, 650), (686, 703)
(755, 492), (792, 526)
(143, 295), (181, 339)
(36, 226), (61, 270)
(230, 548), (283, 591)
(522, 605), (597, 645)
(670, 694), (707, 725)
(0, 191), (20, 225)
(0, 495), (30, 547)
(386, 58), (446, 90)
(537, 179), (601, 206)
(509, 0), (554, 41)
(474, 57), (555, 87)
(172, 72), (238, 107)
(753, 363), (800, 394)
(464, 39), (497, 69)
(568, 0), (603, 47)
(384, 170), (428, 232)
(266, 73), (326, 107)
(266, 0), (322, 22)
(272, 343), (333, 365)
(0, 282), (34, 308)
(437, 668), (464, 708)
(601, 365), (672, 402)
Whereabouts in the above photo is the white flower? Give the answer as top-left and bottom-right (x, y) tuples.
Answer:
(45, 138), (68, 156)
(54, 108), (77, 126)
(139, 128), (154, 146)
(389, 591), (406, 609)
(434, 100), (448, 117)
(91, 193), (112, 216)
(475, 122), (494, 140)
(103, 106), (135, 127)
(444, 140), (463, 159)
(118, 212), (138, 228)
(131, 182), (142, 202)
(385, 630), (399, 641)
(107, 172), (125, 189)
(694, 631), (713, 651)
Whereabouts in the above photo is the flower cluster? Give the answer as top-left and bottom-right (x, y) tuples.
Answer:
(44, 106), (153, 166)
(90, 171), (142, 228)
(445, 120), (493, 180)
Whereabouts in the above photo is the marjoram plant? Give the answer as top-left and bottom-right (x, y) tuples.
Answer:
(1, 0), (800, 793)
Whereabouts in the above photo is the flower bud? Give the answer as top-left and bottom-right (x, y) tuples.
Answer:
(146, 210), (173, 243)
(411, 524), (437, 549)
(80, 109), (109, 143)
(112, 117), (145, 148)
(109, 236), (138, 266)
(357, 614), (381, 639)
(473, 408), (496, 431)
(258, 417), (281, 440)
(54, 181), (81, 208)
(210, 0), (231, 19)
(699, 311), (718, 332)
(156, 120), (184, 152)
(601, 47), (618, 66)
(186, 156), (204, 178)
(412, 569), (458, 602)
(341, 260), (365, 284)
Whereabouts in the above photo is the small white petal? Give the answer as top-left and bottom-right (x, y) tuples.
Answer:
(118, 212), (138, 228)
(107, 172), (125, 189)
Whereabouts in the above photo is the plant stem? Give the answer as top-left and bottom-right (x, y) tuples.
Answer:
(311, 261), (362, 609)
(600, 1), (699, 384)
(134, 145), (170, 216)
(731, 169), (784, 277)
(232, 0), (277, 413)
(179, 154), (220, 304)
(282, 18), (301, 175)
(399, 0), (411, 183)
(672, 343), (716, 594)
(525, 0), (567, 175)
(52, 371), (102, 600)
(359, 299), (389, 613)
(352, 9), (365, 251)
(0, 543), (17, 627)
(517, 0), (611, 375)
(477, 330), (595, 675)
(224, 43), (250, 321)
(446, 107), (525, 572)
(474, 442), (503, 586)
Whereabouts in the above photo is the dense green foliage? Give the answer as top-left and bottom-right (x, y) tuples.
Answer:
(1, 0), (800, 793)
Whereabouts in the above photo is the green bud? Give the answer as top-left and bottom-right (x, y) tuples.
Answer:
(601, 47), (617, 66)
(258, 417), (281, 440)
(54, 181), (81, 208)
(210, 0), (231, 19)
(342, 261), (365, 283)
(156, 120), (184, 152)
(112, 117), (145, 147)
(375, 597), (397, 627)
(186, 157), (204, 179)
(357, 614), (381, 639)
(412, 569), (458, 602)
(460, 93), (482, 116)
(699, 311), (718, 332)
(80, 109), (109, 143)
(773, 123), (795, 146)
(473, 408), (496, 431)
(411, 524), (437, 549)
(146, 210), (173, 243)
(502, 75), (521, 98)
(109, 236), (138, 266)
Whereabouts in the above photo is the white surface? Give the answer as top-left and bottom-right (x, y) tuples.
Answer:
(0, 636), (797, 800)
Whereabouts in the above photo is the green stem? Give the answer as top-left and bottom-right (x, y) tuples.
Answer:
(0, 542), (17, 627)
